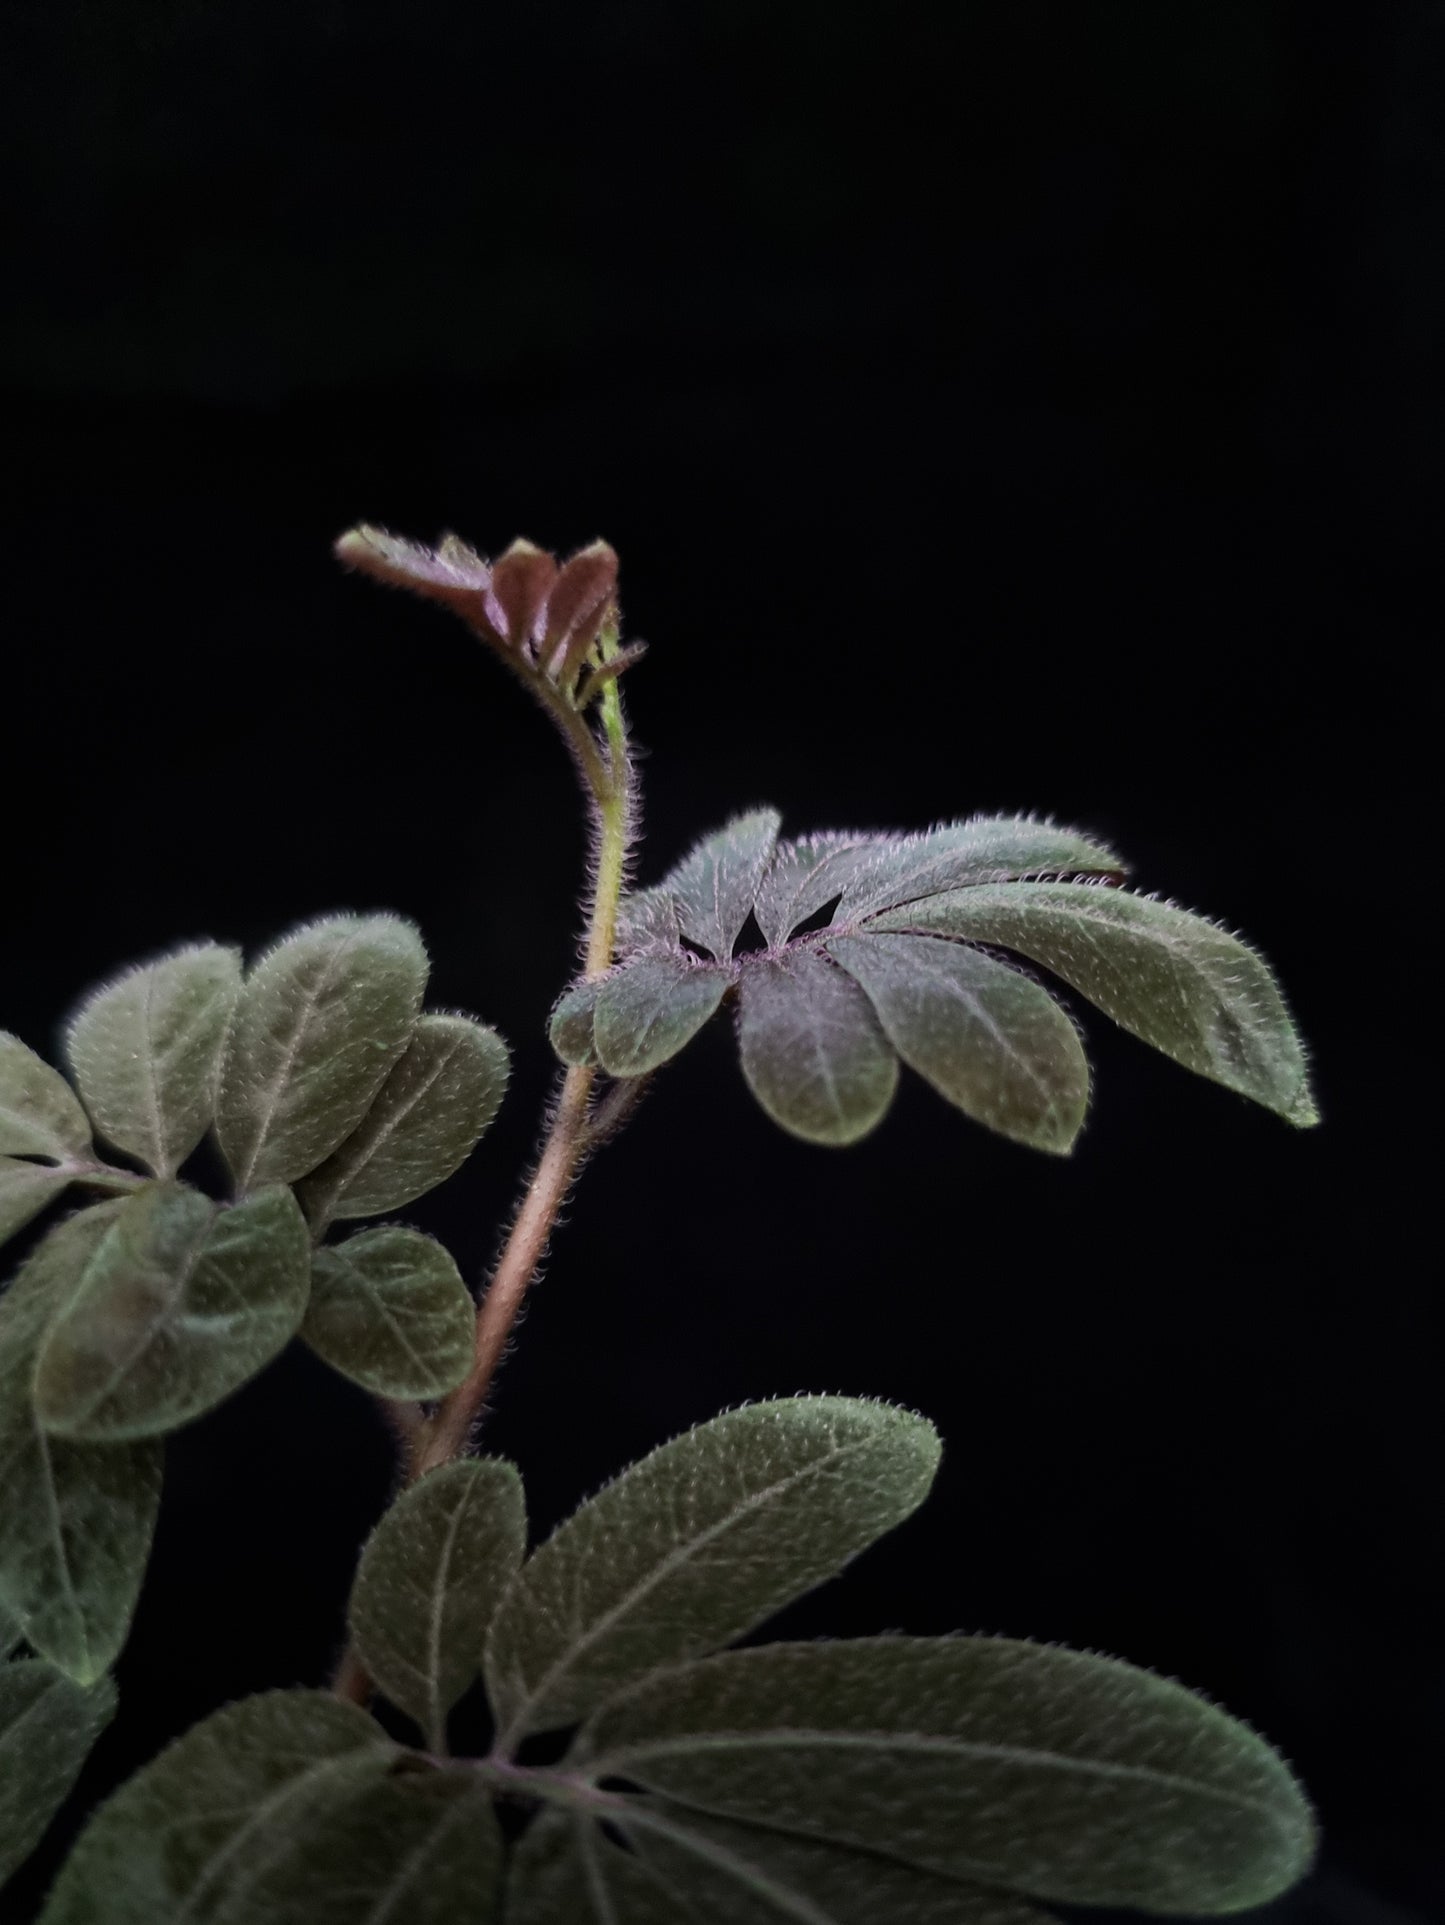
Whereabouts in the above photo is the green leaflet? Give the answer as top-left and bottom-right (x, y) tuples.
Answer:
(484, 1397), (939, 1745)
(0, 1157), (70, 1250)
(506, 1806), (691, 1925)
(872, 883), (1317, 1126)
(33, 1183), (311, 1442)
(592, 958), (731, 1078)
(751, 836), (882, 951)
(229, 1766), (503, 1924)
(827, 934), (1089, 1153)
(37, 1690), (396, 1924)
(305, 1228), (475, 1401)
(0, 1600), (21, 1659)
(615, 886), (682, 960)
(664, 809), (782, 961)
(216, 917), (428, 1191)
(575, 1638), (1316, 1914)
(0, 1208), (163, 1683)
(298, 1015), (509, 1229)
(64, 945), (242, 1178)
(737, 950), (898, 1145)
(549, 980), (603, 1067)
(835, 817), (1125, 922)
(349, 1459), (526, 1749)
(0, 1661), (116, 1890)
(0, 1033), (92, 1163)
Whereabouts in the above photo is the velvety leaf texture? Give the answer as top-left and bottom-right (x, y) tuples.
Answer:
(349, 1458), (526, 1748)
(64, 945), (242, 1178)
(506, 1807), (691, 1925)
(0, 1661), (117, 1890)
(484, 1397), (940, 1744)
(550, 810), (1314, 1150)
(298, 1014), (509, 1228)
(33, 1183), (310, 1442)
(0, 1208), (163, 1682)
(574, 1638), (1315, 1914)
(216, 916), (428, 1191)
(304, 1228), (475, 1400)
(0, 1157), (70, 1250)
(37, 1690), (396, 1924)
(0, 1033), (92, 1163)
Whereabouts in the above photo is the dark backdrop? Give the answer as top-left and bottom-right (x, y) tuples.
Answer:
(2, 3), (1435, 1920)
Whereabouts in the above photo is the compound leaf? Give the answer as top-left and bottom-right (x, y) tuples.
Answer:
(875, 883), (1316, 1125)
(484, 1397), (939, 1744)
(0, 1661), (116, 1891)
(305, 1228), (474, 1401)
(592, 958), (731, 1078)
(752, 835), (882, 951)
(33, 1183), (310, 1443)
(836, 817), (1124, 922)
(36, 1689), (395, 1925)
(507, 1807), (689, 1925)
(0, 1209), (163, 1682)
(298, 1015), (508, 1229)
(737, 949), (898, 1146)
(64, 945), (242, 1178)
(349, 1458), (526, 1749)
(0, 1157), (71, 1251)
(665, 810), (781, 962)
(576, 1637), (1315, 1914)
(827, 934), (1088, 1153)
(0, 1034), (92, 1164)
(217, 917), (427, 1191)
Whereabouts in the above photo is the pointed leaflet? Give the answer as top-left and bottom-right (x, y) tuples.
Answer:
(484, 1398), (939, 1743)
(836, 816), (1124, 921)
(827, 934), (1089, 1153)
(298, 1015), (508, 1228)
(592, 958), (731, 1077)
(64, 945), (242, 1178)
(549, 979), (603, 1067)
(234, 1766), (503, 1924)
(874, 882), (1316, 1125)
(0, 1033), (92, 1162)
(36, 1690), (396, 1925)
(752, 835), (883, 950)
(576, 1638), (1315, 1914)
(34, 1183), (310, 1443)
(665, 810), (782, 961)
(737, 950), (899, 1145)
(305, 1229), (475, 1401)
(0, 1661), (117, 1890)
(349, 1458), (526, 1748)
(0, 1209), (163, 1683)
(1, 1157), (70, 1250)
(216, 916), (428, 1190)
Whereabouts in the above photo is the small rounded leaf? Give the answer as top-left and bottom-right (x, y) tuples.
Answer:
(304, 1228), (475, 1401)
(298, 1015), (508, 1228)
(737, 948), (899, 1145)
(217, 916), (428, 1191)
(485, 1396), (940, 1744)
(34, 1183), (311, 1442)
(592, 957), (731, 1078)
(548, 980), (603, 1067)
(0, 1661), (117, 1889)
(349, 1459), (526, 1747)
(0, 1033), (92, 1163)
(65, 944), (242, 1177)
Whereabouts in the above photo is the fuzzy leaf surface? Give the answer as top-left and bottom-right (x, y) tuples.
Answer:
(0, 1034), (92, 1163)
(737, 949), (898, 1145)
(615, 886), (682, 960)
(0, 1157), (70, 1250)
(216, 917), (427, 1190)
(231, 1766), (503, 1924)
(665, 810), (781, 961)
(64, 945), (241, 1178)
(350, 1459), (526, 1747)
(874, 883), (1316, 1125)
(506, 1807), (690, 1925)
(485, 1398), (939, 1743)
(827, 934), (1088, 1152)
(577, 1638), (1315, 1913)
(34, 1183), (310, 1442)
(37, 1689), (396, 1924)
(0, 1661), (116, 1890)
(835, 817), (1124, 921)
(549, 980), (603, 1067)
(751, 835), (883, 950)
(592, 958), (731, 1077)
(298, 1014), (508, 1228)
(305, 1228), (474, 1400)
(0, 1208), (162, 1682)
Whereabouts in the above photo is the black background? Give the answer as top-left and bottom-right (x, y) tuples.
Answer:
(2, 2), (1436, 1919)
